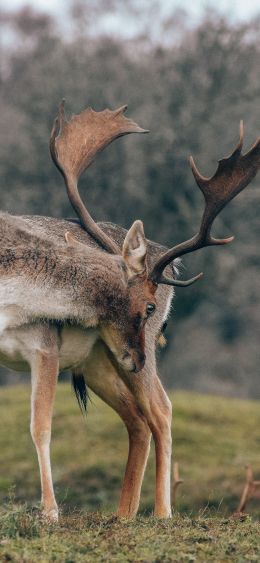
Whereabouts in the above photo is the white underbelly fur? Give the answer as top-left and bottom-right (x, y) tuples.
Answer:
(0, 310), (98, 372)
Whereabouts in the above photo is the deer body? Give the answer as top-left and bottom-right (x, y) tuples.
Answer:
(0, 212), (124, 373)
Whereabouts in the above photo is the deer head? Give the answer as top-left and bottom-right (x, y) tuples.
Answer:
(65, 218), (156, 372)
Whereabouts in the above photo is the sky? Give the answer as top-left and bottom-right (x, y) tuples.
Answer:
(1, 0), (260, 23)
(0, 0), (259, 44)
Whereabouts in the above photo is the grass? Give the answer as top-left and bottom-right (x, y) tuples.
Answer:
(0, 383), (260, 561)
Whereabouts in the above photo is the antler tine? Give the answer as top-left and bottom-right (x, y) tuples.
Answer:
(50, 99), (149, 254)
(149, 123), (260, 287)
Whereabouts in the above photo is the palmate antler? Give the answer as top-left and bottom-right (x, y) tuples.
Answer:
(149, 122), (260, 287)
(50, 100), (148, 253)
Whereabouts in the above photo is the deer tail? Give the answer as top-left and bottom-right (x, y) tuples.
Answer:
(71, 373), (89, 415)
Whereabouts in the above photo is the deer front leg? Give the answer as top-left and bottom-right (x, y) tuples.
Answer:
(30, 346), (59, 521)
(117, 412), (151, 518)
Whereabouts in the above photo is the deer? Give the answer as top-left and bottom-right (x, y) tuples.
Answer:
(0, 101), (259, 523)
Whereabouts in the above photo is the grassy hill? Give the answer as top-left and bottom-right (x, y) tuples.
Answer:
(0, 383), (260, 561)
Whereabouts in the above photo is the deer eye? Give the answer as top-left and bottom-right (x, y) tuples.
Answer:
(146, 303), (156, 316)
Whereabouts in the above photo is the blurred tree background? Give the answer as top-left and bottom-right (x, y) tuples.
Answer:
(0, 1), (259, 397)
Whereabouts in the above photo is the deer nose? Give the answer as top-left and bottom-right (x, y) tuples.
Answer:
(122, 350), (146, 373)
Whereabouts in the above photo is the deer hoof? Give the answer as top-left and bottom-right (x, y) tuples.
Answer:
(42, 508), (59, 523)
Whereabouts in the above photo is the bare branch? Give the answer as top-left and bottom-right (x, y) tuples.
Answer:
(234, 464), (260, 516)
(172, 462), (184, 508)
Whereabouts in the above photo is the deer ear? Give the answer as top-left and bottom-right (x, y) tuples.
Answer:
(122, 220), (147, 278)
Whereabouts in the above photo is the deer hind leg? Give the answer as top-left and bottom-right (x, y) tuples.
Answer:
(30, 331), (59, 521)
(77, 340), (151, 518)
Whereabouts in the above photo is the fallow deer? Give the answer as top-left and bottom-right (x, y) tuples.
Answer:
(0, 101), (259, 521)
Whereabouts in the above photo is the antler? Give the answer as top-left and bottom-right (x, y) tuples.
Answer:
(50, 100), (148, 254)
(149, 122), (260, 286)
